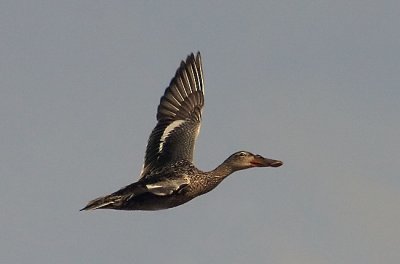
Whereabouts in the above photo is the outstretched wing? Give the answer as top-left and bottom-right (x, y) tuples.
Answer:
(140, 52), (204, 179)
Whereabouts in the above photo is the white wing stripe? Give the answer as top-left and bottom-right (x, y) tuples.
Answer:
(159, 120), (185, 152)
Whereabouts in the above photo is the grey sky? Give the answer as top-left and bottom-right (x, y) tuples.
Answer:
(1, 1), (399, 263)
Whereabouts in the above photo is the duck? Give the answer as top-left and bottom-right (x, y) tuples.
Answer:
(81, 52), (283, 211)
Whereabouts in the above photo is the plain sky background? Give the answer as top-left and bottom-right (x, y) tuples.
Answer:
(1, 1), (399, 263)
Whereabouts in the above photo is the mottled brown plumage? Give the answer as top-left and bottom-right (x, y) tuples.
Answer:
(81, 52), (282, 211)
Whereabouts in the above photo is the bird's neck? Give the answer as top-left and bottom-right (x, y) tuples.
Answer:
(210, 162), (235, 179)
(195, 163), (234, 196)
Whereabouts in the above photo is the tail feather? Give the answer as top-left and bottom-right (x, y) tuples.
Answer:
(80, 195), (122, 211)
(81, 182), (147, 211)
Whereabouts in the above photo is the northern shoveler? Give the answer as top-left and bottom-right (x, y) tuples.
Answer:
(81, 52), (283, 211)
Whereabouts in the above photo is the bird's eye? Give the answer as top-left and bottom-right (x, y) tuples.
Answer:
(239, 152), (246, 157)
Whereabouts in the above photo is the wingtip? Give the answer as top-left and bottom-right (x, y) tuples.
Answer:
(186, 51), (201, 63)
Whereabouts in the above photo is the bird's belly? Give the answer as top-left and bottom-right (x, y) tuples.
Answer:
(122, 193), (194, 211)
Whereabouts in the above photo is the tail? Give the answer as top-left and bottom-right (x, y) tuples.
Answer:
(80, 194), (123, 211)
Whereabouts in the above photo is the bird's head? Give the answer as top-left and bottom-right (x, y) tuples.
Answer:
(224, 151), (283, 171)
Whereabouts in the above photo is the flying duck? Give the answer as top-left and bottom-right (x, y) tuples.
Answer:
(81, 52), (282, 211)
